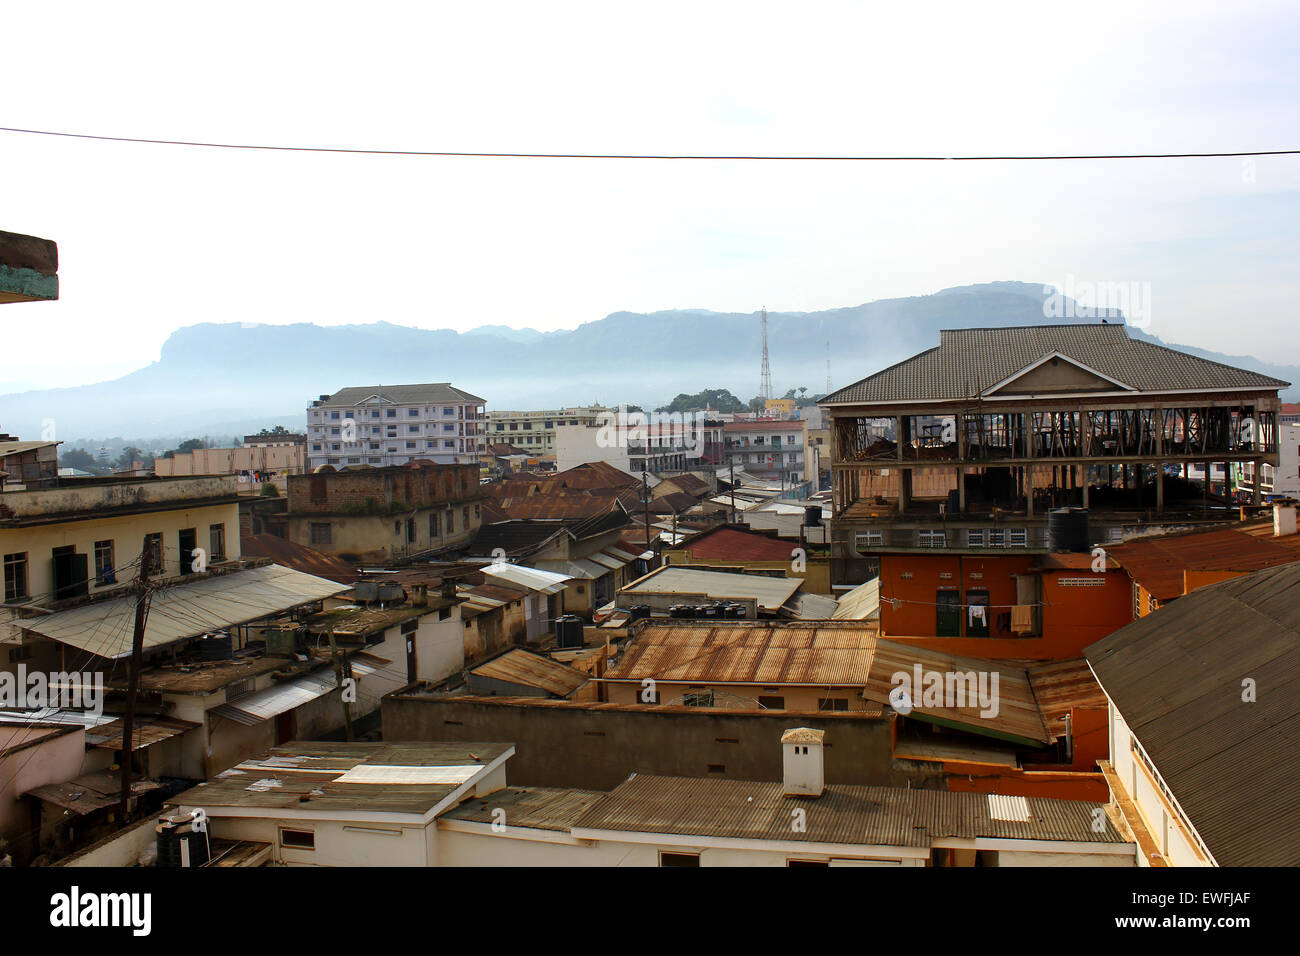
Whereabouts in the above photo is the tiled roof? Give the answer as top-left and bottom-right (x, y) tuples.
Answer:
(319, 383), (486, 406)
(1084, 563), (1300, 866)
(823, 324), (1289, 405)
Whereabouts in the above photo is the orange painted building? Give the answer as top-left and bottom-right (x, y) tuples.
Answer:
(876, 551), (1131, 660)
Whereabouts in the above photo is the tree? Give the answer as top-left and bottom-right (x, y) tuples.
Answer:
(116, 446), (149, 470)
(60, 448), (98, 471)
(656, 389), (746, 414)
(174, 438), (205, 454)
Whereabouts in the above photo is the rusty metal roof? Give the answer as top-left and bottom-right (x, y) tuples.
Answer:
(605, 621), (877, 685)
(1026, 658), (1108, 739)
(572, 774), (1126, 848)
(863, 642), (1051, 746)
(169, 742), (513, 816)
(1085, 562), (1300, 866)
(442, 786), (605, 831)
(240, 534), (358, 585)
(86, 716), (201, 751)
(1106, 525), (1300, 601)
(470, 649), (589, 698)
(678, 525), (799, 562)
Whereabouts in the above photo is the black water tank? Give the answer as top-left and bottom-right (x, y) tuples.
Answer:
(724, 603), (747, 619)
(555, 615), (585, 649)
(156, 813), (210, 867)
(1048, 507), (1090, 553)
(669, 604), (695, 619)
(627, 605), (652, 624)
(803, 506), (822, 527)
(199, 633), (233, 661)
(699, 604), (720, 619)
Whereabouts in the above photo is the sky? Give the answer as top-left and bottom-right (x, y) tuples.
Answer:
(3, 0), (1299, 394)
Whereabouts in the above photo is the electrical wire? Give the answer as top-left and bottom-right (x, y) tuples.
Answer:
(2, 126), (1298, 162)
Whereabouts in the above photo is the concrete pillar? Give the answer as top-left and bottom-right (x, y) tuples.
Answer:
(957, 467), (966, 511)
(1254, 461), (1262, 505)
(1156, 462), (1164, 512)
(1026, 465), (1034, 516)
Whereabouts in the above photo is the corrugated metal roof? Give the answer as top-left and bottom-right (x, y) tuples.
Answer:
(780, 591), (841, 620)
(443, 786), (605, 831)
(480, 562), (572, 595)
(170, 742), (512, 815)
(573, 774), (1126, 848)
(1026, 658), (1108, 738)
(1106, 526), (1300, 601)
(679, 526), (798, 562)
(85, 716), (201, 751)
(469, 648), (589, 698)
(823, 324), (1288, 406)
(620, 566), (803, 611)
(18, 565), (348, 659)
(833, 579), (881, 620)
(209, 669), (340, 725)
(605, 622), (877, 685)
(863, 643), (1051, 746)
(1084, 562), (1300, 867)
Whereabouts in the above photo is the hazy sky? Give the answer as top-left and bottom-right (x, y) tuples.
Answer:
(3, 0), (1299, 394)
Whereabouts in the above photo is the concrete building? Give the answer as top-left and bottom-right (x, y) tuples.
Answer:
(307, 384), (486, 469)
(1238, 422), (1300, 499)
(487, 406), (612, 457)
(274, 463), (484, 563)
(722, 420), (808, 484)
(554, 422), (697, 475)
(0, 436), (60, 490)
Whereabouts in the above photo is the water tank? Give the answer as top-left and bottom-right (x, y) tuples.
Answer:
(669, 604), (695, 619)
(375, 582), (406, 603)
(353, 581), (379, 602)
(199, 633), (233, 661)
(803, 506), (822, 527)
(699, 604), (720, 619)
(1047, 507), (1090, 553)
(555, 615), (585, 649)
(626, 605), (652, 624)
(155, 812), (210, 868)
(725, 603), (747, 619)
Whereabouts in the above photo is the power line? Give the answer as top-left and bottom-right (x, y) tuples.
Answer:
(2, 126), (1298, 162)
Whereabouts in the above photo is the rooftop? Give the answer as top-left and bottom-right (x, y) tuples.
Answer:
(620, 566), (804, 612)
(170, 741), (513, 816)
(1106, 521), (1300, 601)
(442, 786), (605, 831)
(571, 773), (1126, 849)
(823, 324), (1289, 406)
(469, 648), (590, 698)
(1085, 562), (1300, 867)
(315, 383), (486, 407)
(240, 534), (359, 585)
(674, 525), (802, 562)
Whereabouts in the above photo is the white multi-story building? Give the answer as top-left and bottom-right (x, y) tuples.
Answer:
(722, 419), (808, 482)
(1239, 422), (1300, 499)
(487, 406), (612, 456)
(307, 384), (486, 470)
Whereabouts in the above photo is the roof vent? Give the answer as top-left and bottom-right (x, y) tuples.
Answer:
(781, 727), (824, 797)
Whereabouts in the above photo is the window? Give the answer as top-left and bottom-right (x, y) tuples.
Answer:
(1009, 529), (1027, 548)
(757, 695), (786, 710)
(966, 529), (984, 548)
(330, 411), (340, 420)
(93, 540), (116, 585)
(447, 511), (455, 533)
(443, 407), (455, 416)
(917, 530), (946, 548)
(854, 531), (884, 550)
(659, 852), (700, 867)
(394, 520), (402, 535)
(2, 553), (27, 601)
(279, 828), (315, 849)
(406, 441), (417, 449)
(178, 528), (197, 576)
(408, 408), (419, 416)
(429, 513), (440, 537)
(936, 589), (961, 637)
(386, 409), (397, 418)
(310, 522), (332, 545)
(818, 697), (849, 711)
(408, 425), (419, 434)
(209, 524), (226, 562)
(987, 529), (1006, 548)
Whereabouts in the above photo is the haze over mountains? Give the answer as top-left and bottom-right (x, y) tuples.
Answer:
(4, 281), (1295, 446)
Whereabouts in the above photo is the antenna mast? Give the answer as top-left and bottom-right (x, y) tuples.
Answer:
(759, 307), (773, 401)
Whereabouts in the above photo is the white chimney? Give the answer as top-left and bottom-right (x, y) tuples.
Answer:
(781, 727), (825, 797)
(1274, 502), (1297, 538)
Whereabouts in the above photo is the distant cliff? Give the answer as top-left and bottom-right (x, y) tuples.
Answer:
(2, 281), (1294, 441)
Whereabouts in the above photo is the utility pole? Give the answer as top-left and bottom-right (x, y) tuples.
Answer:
(641, 469), (653, 568)
(729, 463), (737, 524)
(118, 536), (157, 823)
(327, 626), (355, 741)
